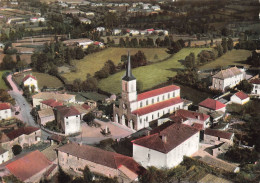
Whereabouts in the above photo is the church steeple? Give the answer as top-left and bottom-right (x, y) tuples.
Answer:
(122, 52), (136, 81)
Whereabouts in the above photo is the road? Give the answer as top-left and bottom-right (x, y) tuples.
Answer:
(7, 74), (50, 140)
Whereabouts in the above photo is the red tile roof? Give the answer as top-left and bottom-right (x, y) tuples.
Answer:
(169, 115), (187, 123)
(57, 143), (144, 177)
(132, 123), (199, 153)
(191, 123), (203, 131)
(137, 85), (180, 101)
(199, 98), (226, 110)
(174, 109), (210, 121)
(56, 106), (81, 117)
(6, 150), (52, 181)
(132, 97), (183, 116)
(250, 78), (260, 84)
(82, 104), (91, 110)
(22, 74), (37, 82)
(41, 99), (63, 108)
(0, 103), (11, 110)
(6, 126), (40, 141)
(234, 91), (249, 100)
(205, 128), (233, 140)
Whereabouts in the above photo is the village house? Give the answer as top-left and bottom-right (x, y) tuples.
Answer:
(0, 126), (41, 159)
(198, 98), (226, 123)
(113, 53), (186, 131)
(40, 99), (63, 109)
(171, 109), (210, 129)
(211, 67), (244, 92)
(230, 91), (250, 105)
(250, 78), (260, 97)
(79, 17), (91, 24)
(204, 128), (234, 145)
(22, 74), (39, 92)
(32, 92), (75, 108)
(132, 122), (199, 168)
(0, 150), (56, 182)
(0, 147), (9, 164)
(55, 106), (81, 135)
(63, 38), (94, 49)
(37, 108), (55, 126)
(96, 27), (105, 32)
(57, 142), (144, 182)
(0, 103), (12, 120)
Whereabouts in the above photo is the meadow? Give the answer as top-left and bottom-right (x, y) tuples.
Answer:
(0, 70), (10, 90)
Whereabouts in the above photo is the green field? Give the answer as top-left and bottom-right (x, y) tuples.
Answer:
(200, 49), (251, 70)
(13, 72), (63, 89)
(0, 70), (10, 90)
(98, 48), (211, 94)
(61, 48), (170, 83)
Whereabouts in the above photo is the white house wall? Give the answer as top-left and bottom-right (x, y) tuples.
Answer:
(0, 151), (9, 164)
(230, 95), (249, 105)
(0, 109), (12, 120)
(252, 84), (260, 96)
(62, 115), (81, 135)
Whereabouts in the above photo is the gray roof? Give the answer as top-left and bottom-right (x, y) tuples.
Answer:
(122, 52), (136, 81)
(213, 67), (242, 79)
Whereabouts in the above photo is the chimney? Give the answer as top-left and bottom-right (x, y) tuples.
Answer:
(197, 115), (200, 120)
(78, 142), (82, 146)
(161, 135), (167, 143)
(147, 130), (150, 136)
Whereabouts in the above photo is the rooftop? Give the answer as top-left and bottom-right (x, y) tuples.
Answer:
(234, 91), (248, 100)
(6, 126), (40, 141)
(32, 92), (75, 101)
(5, 150), (52, 181)
(132, 122), (199, 153)
(250, 78), (260, 84)
(174, 109), (210, 121)
(199, 98), (226, 110)
(212, 67), (242, 79)
(22, 74), (37, 82)
(198, 173), (233, 183)
(137, 85), (180, 101)
(56, 106), (81, 118)
(0, 103), (11, 110)
(205, 128), (233, 140)
(132, 97), (183, 116)
(41, 99), (63, 108)
(38, 108), (54, 118)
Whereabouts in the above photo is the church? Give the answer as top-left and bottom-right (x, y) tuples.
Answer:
(113, 53), (186, 131)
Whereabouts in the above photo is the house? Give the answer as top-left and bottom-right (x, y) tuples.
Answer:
(113, 29), (121, 35)
(37, 108), (55, 126)
(0, 103), (12, 120)
(151, 5), (160, 11)
(129, 30), (139, 35)
(250, 78), (260, 97)
(199, 98), (226, 113)
(55, 106), (81, 135)
(32, 92), (75, 108)
(0, 126), (41, 159)
(0, 147), (9, 164)
(132, 122), (200, 168)
(40, 99), (63, 109)
(172, 109), (210, 129)
(22, 74), (39, 92)
(113, 53), (186, 131)
(230, 91), (250, 105)
(0, 150), (55, 182)
(204, 128), (234, 145)
(94, 41), (104, 48)
(79, 17), (91, 24)
(211, 67), (244, 92)
(63, 38), (93, 49)
(57, 142), (144, 182)
(146, 28), (154, 34)
(96, 27), (105, 32)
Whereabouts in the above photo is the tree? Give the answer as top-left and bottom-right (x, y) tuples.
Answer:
(237, 80), (253, 93)
(1, 55), (16, 70)
(147, 38), (154, 47)
(155, 38), (161, 47)
(119, 38), (126, 47)
(12, 145), (22, 155)
(217, 44), (223, 57)
(83, 112), (95, 124)
(221, 38), (228, 53)
(104, 60), (116, 75)
(83, 166), (93, 182)
(227, 37), (233, 50)
(23, 86), (30, 98)
(73, 79), (82, 92)
(58, 167), (71, 183)
(75, 47), (84, 60)
(0, 89), (15, 105)
(139, 166), (168, 183)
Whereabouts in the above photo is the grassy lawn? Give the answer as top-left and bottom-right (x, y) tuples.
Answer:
(200, 49), (251, 70)
(98, 48), (211, 94)
(0, 70), (10, 90)
(61, 47), (170, 83)
(13, 72), (63, 89)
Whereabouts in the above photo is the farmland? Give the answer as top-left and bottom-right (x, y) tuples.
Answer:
(98, 48), (211, 94)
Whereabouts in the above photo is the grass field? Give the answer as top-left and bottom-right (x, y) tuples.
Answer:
(200, 49), (251, 70)
(13, 72), (63, 89)
(0, 70), (10, 90)
(61, 47), (170, 83)
(98, 48), (211, 94)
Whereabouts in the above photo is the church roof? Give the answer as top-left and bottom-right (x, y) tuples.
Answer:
(132, 97), (183, 116)
(137, 85), (180, 101)
(122, 52), (136, 81)
(132, 122), (199, 154)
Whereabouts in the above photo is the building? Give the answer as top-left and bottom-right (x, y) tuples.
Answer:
(30, 17), (45, 22)
(0, 103), (12, 120)
(211, 67), (244, 92)
(55, 106), (81, 135)
(230, 91), (250, 105)
(172, 109), (210, 129)
(250, 78), (260, 97)
(79, 17), (91, 24)
(0, 147), (9, 164)
(63, 38), (93, 49)
(0, 150), (55, 182)
(204, 128), (234, 145)
(40, 99), (63, 109)
(199, 98), (226, 114)
(198, 173), (233, 183)
(22, 74), (39, 92)
(32, 92), (75, 108)
(37, 108), (55, 126)
(132, 122), (199, 168)
(96, 27), (105, 32)
(57, 142), (144, 182)
(113, 53), (185, 131)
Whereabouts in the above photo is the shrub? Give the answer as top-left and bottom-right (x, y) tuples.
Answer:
(12, 144), (22, 155)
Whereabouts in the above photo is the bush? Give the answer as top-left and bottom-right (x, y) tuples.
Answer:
(12, 144), (22, 155)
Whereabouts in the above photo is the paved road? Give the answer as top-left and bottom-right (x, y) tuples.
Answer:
(7, 74), (50, 140)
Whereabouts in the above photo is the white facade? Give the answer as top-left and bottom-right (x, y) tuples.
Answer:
(230, 95), (249, 105)
(252, 83), (260, 96)
(199, 106), (226, 114)
(23, 77), (39, 92)
(61, 115), (81, 135)
(133, 132), (199, 168)
(0, 108), (12, 120)
(0, 150), (9, 164)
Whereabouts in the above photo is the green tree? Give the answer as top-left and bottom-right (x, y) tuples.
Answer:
(1, 55), (16, 70)
(217, 44), (223, 57)
(73, 79), (82, 92)
(83, 112), (95, 124)
(83, 166), (93, 182)
(75, 47), (84, 60)
(0, 89), (15, 105)
(119, 38), (126, 47)
(221, 38), (228, 53)
(227, 37), (233, 50)
(237, 80), (253, 93)
(147, 38), (154, 47)
(12, 145), (22, 156)
(57, 167), (71, 183)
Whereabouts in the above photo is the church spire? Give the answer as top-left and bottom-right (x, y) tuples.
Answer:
(122, 51), (136, 81)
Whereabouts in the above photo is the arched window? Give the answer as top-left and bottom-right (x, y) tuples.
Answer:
(146, 100), (148, 106)
(162, 95), (165, 100)
(157, 97), (159, 102)
(172, 92), (175, 97)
